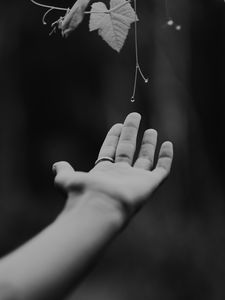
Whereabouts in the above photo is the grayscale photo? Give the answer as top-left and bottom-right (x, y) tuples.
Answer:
(0, 0), (224, 299)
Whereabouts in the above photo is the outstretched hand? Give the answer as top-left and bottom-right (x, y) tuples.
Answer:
(53, 112), (173, 219)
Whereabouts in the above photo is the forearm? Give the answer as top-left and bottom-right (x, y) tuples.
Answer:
(0, 192), (124, 300)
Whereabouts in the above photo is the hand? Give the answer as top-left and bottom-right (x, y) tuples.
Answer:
(53, 112), (173, 220)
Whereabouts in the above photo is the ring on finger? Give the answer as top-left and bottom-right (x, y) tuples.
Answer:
(95, 156), (115, 166)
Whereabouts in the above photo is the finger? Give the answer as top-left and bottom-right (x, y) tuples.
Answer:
(134, 129), (157, 170)
(115, 112), (141, 164)
(53, 161), (75, 189)
(97, 123), (123, 160)
(151, 141), (173, 182)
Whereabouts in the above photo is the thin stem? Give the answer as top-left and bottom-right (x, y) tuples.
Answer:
(131, 0), (148, 102)
(84, 10), (109, 14)
(30, 0), (68, 11)
(131, 66), (138, 102)
(138, 66), (149, 83)
(84, 0), (132, 14)
(42, 8), (54, 24)
(134, 0), (138, 65)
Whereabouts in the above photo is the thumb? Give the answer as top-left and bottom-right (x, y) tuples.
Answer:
(53, 161), (75, 189)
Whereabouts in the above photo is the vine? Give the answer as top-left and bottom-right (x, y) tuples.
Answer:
(30, 0), (150, 101)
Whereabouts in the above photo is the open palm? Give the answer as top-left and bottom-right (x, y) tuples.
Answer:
(54, 113), (173, 216)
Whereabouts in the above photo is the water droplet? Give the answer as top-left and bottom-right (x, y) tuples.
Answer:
(167, 19), (174, 26)
(131, 97), (135, 102)
(175, 25), (181, 30)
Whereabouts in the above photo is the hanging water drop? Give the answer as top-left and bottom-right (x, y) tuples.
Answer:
(130, 0), (149, 102)
(167, 19), (174, 26)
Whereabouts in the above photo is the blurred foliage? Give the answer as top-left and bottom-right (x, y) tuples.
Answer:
(0, 0), (225, 299)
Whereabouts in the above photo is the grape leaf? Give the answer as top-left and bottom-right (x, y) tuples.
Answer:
(59, 0), (91, 37)
(89, 0), (137, 52)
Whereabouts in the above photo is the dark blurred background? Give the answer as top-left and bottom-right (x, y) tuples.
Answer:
(0, 0), (225, 299)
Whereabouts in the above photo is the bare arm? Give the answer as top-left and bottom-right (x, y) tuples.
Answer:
(0, 112), (173, 300)
(0, 193), (123, 300)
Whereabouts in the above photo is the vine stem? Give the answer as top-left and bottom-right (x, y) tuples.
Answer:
(84, 0), (132, 14)
(30, 0), (149, 102)
(30, 0), (132, 15)
(30, 0), (69, 26)
(30, 0), (132, 26)
(30, 0), (68, 11)
(42, 8), (54, 24)
(131, 0), (148, 102)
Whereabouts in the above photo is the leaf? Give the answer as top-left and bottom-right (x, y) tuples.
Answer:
(59, 0), (91, 37)
(89, 0), (137, 52)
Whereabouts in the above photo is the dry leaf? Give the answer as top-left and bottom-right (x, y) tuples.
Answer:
(59, 0), (91, 37)
(89, 0), (137, 52)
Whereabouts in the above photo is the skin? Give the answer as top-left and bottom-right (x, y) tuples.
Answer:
(0, 112), (173, 300)
(54, 112), (173, 219)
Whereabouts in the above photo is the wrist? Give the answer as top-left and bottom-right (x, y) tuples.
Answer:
(67, 191), (127, 230)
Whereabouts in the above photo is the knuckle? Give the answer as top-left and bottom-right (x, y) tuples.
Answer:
(140, 144), (153, 157)
(116, 153), (130, 163)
